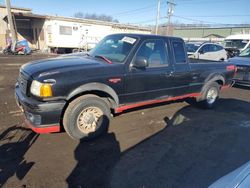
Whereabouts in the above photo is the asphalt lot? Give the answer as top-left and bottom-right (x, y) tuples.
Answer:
(0, 54), (250, 188)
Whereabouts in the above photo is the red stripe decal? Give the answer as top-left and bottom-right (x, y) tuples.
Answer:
(221, 84), (231, 90)
(115, 93), (201, 113)
(25, 120), (60, 134)
(109, 78), (121, 83)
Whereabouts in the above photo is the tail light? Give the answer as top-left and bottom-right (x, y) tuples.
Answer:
(226, 65), (236, 71)
(226, 65), (237, 78)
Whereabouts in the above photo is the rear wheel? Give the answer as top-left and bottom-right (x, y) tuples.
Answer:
(196, 82), (220, 109)
(63, 95), (111, 140)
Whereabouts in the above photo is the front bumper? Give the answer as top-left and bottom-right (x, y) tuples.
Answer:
(15, 84), (66, 133)
(234, 79), (250, 87)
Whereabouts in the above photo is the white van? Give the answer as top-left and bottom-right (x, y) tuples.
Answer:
(223, 34), (250, 52)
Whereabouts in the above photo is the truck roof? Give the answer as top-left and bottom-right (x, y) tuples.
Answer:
(109, 33), (184, 41)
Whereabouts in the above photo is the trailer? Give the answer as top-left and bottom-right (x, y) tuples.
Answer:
(44, 17), (151, 53)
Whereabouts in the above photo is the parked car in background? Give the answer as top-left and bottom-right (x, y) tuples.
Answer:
(229, 46), (250, 86)
(3, 40), (31, 55)
(223, 34), (250, 58)
(186, 42), (227, 61)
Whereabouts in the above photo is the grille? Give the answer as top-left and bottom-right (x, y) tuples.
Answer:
(235, 66), (250, 80)
(18, 72), (28, 94)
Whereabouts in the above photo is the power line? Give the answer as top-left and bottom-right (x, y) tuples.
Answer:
(112, 4), (156, 16)
(173, 15), (224, 24)
(112, 1), (168, 17)
(130, 17), (166, 25)
(115, 8), (157, 17)
(176, 14), (250, 18)
(176, 0), (238, 4)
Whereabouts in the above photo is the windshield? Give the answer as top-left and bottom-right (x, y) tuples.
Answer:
(223, 39), (249, 49)
(89, 35), (137, 63)
(239, 46), (250, 57)
(186, 43), (200, 53)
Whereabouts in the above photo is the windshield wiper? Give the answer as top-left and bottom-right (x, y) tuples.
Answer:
(94, 55), (112, 64)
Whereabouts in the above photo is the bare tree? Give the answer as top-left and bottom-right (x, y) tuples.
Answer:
(74, 12), (119, 23)
(74, 12), (84, 18)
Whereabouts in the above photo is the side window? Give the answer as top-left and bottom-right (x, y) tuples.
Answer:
(59, 26), (72, 35)
(216, 45), (223, 51)
(210, 44), (219, 52)
(172, 41), (186, 63)
(135, 39), (169, 67)
(199, 44), (210, 53)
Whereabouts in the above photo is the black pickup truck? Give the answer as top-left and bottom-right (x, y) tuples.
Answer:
(15, 34), (236, 140)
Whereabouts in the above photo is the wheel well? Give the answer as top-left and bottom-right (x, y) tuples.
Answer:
(67, 90), (117, 109)
(201, 78), (225, 94)
(215, 79), (224, 86)
(60, 90), (117, 127)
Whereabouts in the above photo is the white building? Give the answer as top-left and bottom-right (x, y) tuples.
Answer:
(0, 5), (151, 52)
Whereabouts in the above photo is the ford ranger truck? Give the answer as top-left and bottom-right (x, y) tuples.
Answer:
(15, 34), (236, 140)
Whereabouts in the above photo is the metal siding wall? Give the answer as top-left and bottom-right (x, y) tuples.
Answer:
(203, 28), (231, 38)
(231, 28), (250, 35)
(173, 29), (203, 38)
(173, 27), (250, 39)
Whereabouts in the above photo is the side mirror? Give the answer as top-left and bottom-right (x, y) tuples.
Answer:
(132, 57), (148, 69)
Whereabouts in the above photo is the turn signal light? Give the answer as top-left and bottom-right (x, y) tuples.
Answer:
(40, 84), (53, 97)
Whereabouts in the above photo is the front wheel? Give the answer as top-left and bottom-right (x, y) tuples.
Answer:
(63, 95), (111, 140)
(196, 82), (220, 109)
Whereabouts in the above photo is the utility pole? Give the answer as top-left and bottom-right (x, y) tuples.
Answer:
(5, 0), (17, 51)
(155, 0), (161, 35)
(167, 0), (176, 36)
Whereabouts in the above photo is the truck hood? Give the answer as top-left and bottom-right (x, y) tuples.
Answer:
(229, 56), (250, 66)
(21, 56), (109, 77)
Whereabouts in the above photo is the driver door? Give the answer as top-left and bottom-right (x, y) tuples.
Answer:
(123, 39), (175, 103)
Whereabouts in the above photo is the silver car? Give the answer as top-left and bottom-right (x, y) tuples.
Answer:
(209, 161), (250, 188)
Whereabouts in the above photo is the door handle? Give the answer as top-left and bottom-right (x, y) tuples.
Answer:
(191, 72), (199, 80)
(162, 71), (174, 77)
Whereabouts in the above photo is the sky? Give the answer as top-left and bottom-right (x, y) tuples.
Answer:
(0, 0), (249, 26)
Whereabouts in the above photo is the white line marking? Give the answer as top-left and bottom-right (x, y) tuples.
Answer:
(0, 75), (4, 82)
(9, 110), (22, 114)
(5, 63), (23, 66)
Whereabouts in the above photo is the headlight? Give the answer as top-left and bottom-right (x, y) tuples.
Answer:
(30, 80), (53, 97)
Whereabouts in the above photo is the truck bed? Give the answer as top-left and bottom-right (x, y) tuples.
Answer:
(189, 58), (224, 64)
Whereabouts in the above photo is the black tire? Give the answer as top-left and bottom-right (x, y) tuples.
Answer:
(63, 94), (111, 140)
(196, 82), (220, 109)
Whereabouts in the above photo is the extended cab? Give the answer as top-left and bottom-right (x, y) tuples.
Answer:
(15, 34), (236, 140)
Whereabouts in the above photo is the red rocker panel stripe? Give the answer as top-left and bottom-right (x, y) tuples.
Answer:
(115, 93), (201, 113)
(25, 120), (60, 134)
(221, 84), (231, 90)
